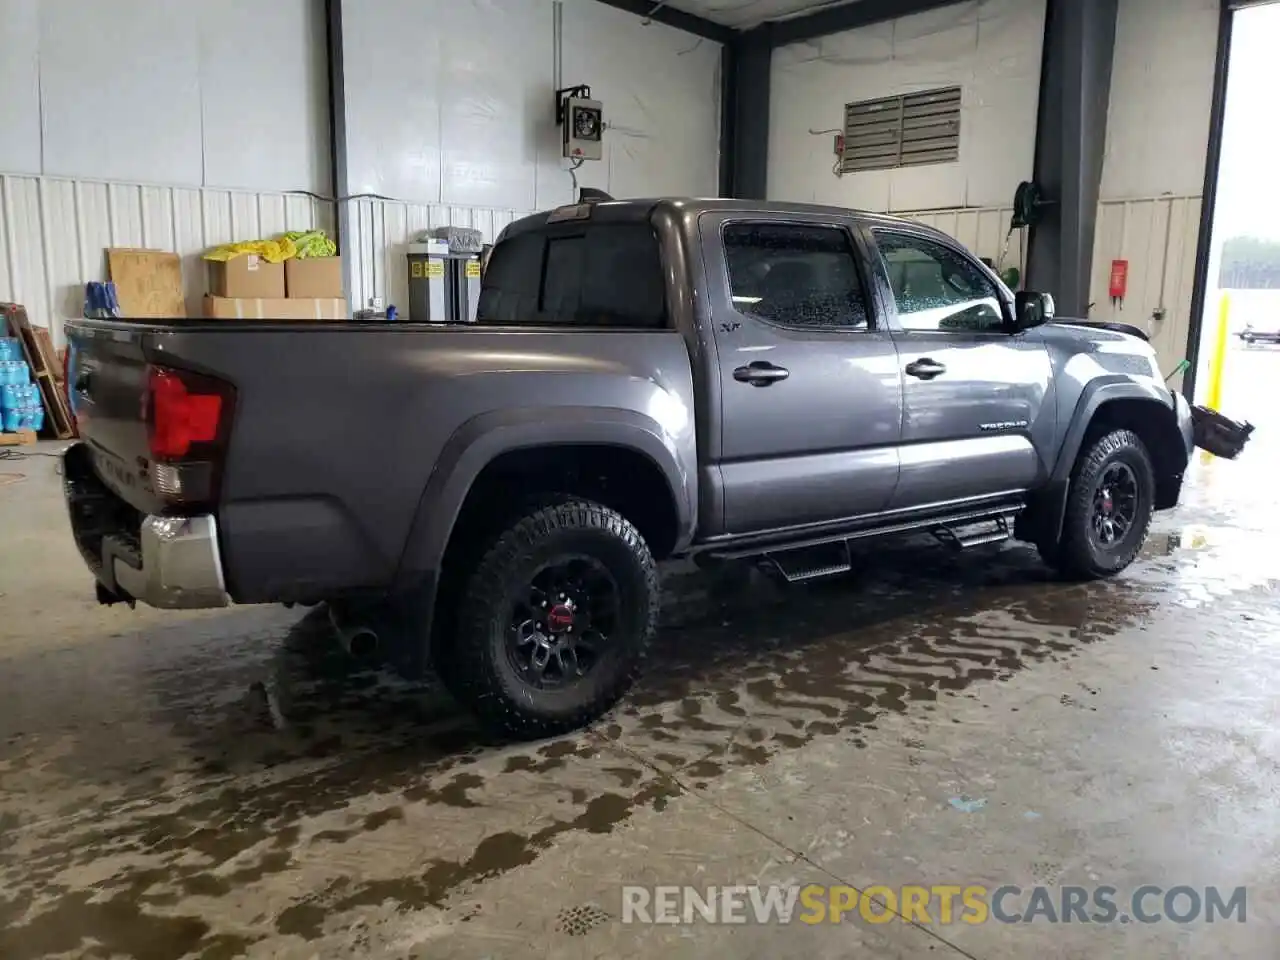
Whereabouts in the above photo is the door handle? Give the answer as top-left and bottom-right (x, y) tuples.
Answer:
(905, 358), (946, 380)
(733, 361), (790, 387)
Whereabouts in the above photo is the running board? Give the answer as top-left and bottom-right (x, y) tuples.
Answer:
(932, 513), (1016, 550)
(762, 542), (852, 584)
(705, 501), (1026, 563)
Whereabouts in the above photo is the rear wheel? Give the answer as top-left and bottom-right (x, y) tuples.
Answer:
(445, 498), (658, 738)
(1045, 428), (1154, 580)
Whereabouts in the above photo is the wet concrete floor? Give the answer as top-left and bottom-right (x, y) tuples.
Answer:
(1, 437), (1279, 958)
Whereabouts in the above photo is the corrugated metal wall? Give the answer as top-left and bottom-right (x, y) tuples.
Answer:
(1089, 195), (1202, 389)
(0, 174), (333, 346)
(345, 199), (521, 318)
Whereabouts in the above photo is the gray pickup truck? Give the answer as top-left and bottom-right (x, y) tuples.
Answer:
(62, 197), (1194, 737)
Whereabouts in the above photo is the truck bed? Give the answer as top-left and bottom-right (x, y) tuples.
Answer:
(65, 318), (697, 605)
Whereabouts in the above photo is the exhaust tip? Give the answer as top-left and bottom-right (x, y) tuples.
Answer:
(328, 603), (381, 659)
(345, 627), (379, 659)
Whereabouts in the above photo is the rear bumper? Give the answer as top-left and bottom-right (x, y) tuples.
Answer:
(116, 515), (229, 609)
(62, 443), (230, 609)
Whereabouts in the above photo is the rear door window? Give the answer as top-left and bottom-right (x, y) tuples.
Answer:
(722, 222), (872, 330)
(479, 223), (667, 328)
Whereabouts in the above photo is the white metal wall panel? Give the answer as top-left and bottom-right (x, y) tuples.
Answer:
(198, 0), (331, 193)
(0, 0), (41, 175)
(1101, 0), (1219, 199)
(2, 0), (328, 193)
(768, 0), (1045, 211)
(38, 0), (205, 186)
(0, 176), (333, 346)
(1089, 196), (1203, 389)
(341, 0), (553, 208)
(0, 176), (50, 339)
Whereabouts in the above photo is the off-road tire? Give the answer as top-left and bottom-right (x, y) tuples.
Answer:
(1048, 428), (1155, 580)
(447, 498), (659, 739)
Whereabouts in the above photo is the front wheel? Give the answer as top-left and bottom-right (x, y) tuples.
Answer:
(445, 498), (659, 739)
(1044, 428), (1155, 580)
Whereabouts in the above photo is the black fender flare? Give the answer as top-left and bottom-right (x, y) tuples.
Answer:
(392, 406), (696, 593)
(1030, 378), (1180, 549)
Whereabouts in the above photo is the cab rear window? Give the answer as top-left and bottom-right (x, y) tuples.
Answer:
(478, 223), (666, 329)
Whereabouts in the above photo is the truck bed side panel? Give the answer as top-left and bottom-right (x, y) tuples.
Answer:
(67, 322), (697, 604)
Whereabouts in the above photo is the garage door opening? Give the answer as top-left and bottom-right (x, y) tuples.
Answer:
(1192, 1), (1280, 435)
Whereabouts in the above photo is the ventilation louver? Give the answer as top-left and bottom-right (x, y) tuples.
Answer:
(842, 86), (961, 173)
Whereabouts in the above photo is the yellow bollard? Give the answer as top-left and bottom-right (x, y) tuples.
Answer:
(1205, 292), (1231, 412)
(1199, 292), (1232, 465)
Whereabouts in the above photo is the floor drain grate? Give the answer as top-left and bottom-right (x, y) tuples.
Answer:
(555, 903), (611, 936)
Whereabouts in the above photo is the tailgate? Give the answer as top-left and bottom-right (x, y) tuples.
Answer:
(65, 322), (167, 515)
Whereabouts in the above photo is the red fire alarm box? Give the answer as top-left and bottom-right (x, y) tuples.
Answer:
(1109, 259), (1129, 300)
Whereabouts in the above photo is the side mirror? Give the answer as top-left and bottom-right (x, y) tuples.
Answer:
(1014, 290), (1054, 330)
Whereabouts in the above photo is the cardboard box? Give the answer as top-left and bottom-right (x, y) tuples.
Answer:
(202, 296), (349, 321)
(285, 256), (343, 298)
(208, 255), (286, 299)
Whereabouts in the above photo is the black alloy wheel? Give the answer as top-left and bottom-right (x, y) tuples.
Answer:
(1090, 461), (1140, 549)
(505, 556), (620, 690)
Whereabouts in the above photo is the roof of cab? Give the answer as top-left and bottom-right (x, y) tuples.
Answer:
(499, 197), (934, 241)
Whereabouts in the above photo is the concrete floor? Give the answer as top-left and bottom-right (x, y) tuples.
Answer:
(1, 425), (1278, 958)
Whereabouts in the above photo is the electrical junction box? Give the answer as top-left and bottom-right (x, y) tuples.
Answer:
(562, 96), (603, 161)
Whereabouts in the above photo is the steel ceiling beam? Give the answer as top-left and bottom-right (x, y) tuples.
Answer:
(591, 0), (735, 43)
(768, 0), (972, 47)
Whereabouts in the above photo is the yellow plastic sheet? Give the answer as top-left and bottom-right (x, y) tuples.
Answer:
(283, 230), (337, 259)
(203, 236), (298, 263)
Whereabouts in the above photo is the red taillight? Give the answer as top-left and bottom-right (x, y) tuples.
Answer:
(147, 368), (225, 459)
(144, 365), (233, 509)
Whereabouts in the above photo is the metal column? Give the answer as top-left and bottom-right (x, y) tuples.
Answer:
(1025, 0), (1119, 318)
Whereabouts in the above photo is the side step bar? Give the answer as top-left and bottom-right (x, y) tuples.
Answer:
(717, 504), (1024, 586)
(932, 513), (1017, 550)
(763, 542), (852, 584)
(706, 502), (1026, 562)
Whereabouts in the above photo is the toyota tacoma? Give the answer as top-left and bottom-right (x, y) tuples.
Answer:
(61, 198), (1195, 737)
